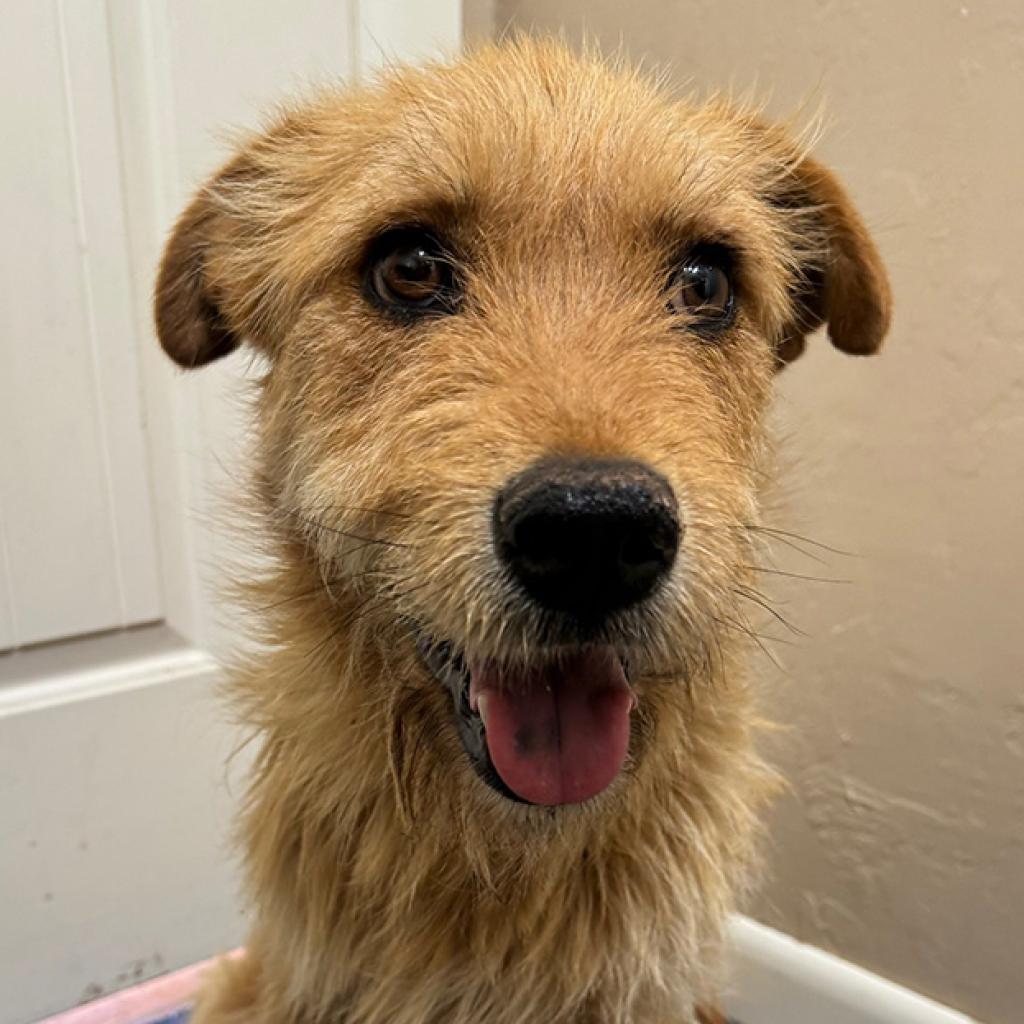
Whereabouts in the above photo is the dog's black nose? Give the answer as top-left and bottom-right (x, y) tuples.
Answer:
(494, 458), (681, 619)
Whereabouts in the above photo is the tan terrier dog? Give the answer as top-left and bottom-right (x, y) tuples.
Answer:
(155, 39), (890, 1024)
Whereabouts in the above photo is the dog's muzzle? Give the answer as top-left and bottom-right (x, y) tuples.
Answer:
(415, 458), (679, 808)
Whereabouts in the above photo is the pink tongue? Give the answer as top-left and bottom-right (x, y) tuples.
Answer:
(469, 647), (633, 806)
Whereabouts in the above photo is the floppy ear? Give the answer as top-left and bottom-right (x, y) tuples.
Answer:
(155, 150), (294, 369)
(154, 172), (243, 369)
(772, 153), (892, 365)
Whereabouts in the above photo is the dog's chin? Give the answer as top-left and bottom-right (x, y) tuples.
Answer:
(415, 631), (637, 808)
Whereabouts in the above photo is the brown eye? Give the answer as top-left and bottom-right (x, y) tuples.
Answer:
(366, 228), (459, 316)
(666, 247), (735, 332)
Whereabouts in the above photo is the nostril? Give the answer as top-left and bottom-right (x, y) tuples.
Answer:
(624, 508), (680, 562)
(508, 514), (567, 573)
(619, 530), (664, 571)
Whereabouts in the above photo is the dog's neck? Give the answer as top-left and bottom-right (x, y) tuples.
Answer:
(226, 573), (772, 1024)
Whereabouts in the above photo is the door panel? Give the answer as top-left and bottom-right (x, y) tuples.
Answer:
(0, 0), (161, 649)
(0, 654), (247, 1023)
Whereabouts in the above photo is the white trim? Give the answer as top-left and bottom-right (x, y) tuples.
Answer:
(56, 0), (130, 627)
(0, 646), (218, 719)
(726, 916), (979, 1024)
(105, 0), (211, 651)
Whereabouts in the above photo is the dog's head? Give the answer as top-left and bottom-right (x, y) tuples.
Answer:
(156, 41), (889, 816)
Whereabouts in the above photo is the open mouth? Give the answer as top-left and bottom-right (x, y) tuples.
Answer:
(416, 635), (635, 806)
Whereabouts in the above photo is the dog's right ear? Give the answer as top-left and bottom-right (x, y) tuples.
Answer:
(154, 173), (241, 369)
(155, 99), (372, 369)
(155, 150), (288, 369)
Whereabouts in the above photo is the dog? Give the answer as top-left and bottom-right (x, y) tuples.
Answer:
(155, 38), (890, 1024)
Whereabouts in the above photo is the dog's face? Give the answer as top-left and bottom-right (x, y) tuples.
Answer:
(156, 43), (889, 815)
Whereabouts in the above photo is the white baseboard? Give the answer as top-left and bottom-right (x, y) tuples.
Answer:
(725, 916), (979, 1024)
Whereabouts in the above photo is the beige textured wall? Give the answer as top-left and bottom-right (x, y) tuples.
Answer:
(470, 3), (1024, 1021)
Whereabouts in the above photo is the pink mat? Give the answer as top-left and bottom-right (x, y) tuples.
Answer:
(36, 951), (241, 1024)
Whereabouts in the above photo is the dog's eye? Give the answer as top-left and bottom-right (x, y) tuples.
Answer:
(666, 248), (734, 332)
(365, 229), (459, 316)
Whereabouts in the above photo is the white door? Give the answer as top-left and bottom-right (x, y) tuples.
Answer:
(0, 4), (461, 1022)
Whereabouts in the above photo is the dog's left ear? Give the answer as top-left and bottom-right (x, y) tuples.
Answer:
(769, 152), (892, 365)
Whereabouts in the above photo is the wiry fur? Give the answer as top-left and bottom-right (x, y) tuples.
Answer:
(155, 40), (890, 1024)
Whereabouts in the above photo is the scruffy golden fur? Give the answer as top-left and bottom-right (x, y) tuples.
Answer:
(155, 40), (889, 1024)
